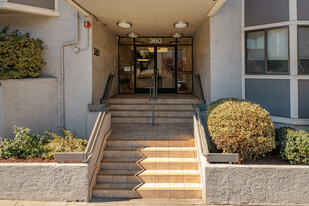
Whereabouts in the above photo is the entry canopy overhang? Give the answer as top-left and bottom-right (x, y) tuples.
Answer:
(64, 0), (226, 36)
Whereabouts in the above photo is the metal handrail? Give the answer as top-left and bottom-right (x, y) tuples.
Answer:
(84, 104), (111, 161)
(193, 105), (208, 157)
(149, 74), (158, 125)
(194, 75), (206, 105)
(100, 74), (114, 104)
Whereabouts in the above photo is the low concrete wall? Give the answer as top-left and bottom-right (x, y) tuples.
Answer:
(205, 164), (309, 205)
(0, 78), (59, 138)
(0, 163), (88, 202)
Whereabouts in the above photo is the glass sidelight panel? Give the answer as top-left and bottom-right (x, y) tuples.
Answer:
(178, 45), (192, 93)
(178, 74), (192, 93)
(119, 73), (134, 93)
(119, 45), (134, 93)
(157, 47), (176, 90)
(136, 47), (155, 90)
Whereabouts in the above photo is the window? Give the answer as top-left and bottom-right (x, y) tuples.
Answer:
(246, 27), (289, 74)
(298, 27), (309, 75)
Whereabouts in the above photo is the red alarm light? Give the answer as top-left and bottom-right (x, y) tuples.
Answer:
(84, 21), (91, 28)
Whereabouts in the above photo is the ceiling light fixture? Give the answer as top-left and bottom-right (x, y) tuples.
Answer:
(172, 33), (183, 38)
(127, 32), (139, 38)
(117, 20), (132, 28)
(173, 21), (189, 29)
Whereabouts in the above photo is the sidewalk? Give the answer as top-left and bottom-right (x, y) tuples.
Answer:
(0, 198), (206, 206)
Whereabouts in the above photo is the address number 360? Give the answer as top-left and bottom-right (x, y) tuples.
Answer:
(149, 38), (162, 44)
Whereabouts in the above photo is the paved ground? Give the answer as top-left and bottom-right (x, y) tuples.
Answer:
(0, 198), (207, 206)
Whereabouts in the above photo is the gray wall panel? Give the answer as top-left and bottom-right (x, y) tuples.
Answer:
(245, 79), (290, 118)
(245, 0), (289, 27)
(8, 0), (54, 10)
(298, 0), (309, 20)
(299, 80), (309, 119)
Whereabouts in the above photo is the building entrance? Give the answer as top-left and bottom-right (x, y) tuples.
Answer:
(118, 37), (193, 94)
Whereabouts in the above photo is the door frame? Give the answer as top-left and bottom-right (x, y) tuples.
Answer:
(134, 45), (178, 94)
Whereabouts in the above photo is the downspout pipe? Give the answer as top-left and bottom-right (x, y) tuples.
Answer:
(60, 11), (79, 128)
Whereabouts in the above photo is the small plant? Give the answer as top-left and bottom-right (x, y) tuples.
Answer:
(0, 26), (45, 80)
(275, 127), (296, 159)
(0, 125), (48, 159)
(283, 130), (309, 165)
(207, 98), (276, 161)
(43, 130), (87, 159)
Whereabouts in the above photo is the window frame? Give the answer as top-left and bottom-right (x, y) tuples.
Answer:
(245, 26), (290, 75)
(297, 26), (309, 75)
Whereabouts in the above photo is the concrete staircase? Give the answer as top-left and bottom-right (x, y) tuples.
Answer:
(108, 94), (201, 124)
(92, 123), (202, 199)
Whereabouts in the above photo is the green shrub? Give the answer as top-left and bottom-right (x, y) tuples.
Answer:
(207, 98), (276, 161)
(206, 98), (246, 121)
(43, 130), (88, 159)
(0, 26), (45, 80)
(275, 127), (296, 159)
(0, 125), (48, 159)
(284, 130), (309, 164)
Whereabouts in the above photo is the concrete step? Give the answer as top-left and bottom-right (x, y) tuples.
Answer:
(104, 147), (197, 158)
(138, 170), (200, 183)
(96, 169), (141, 183)
(93, 183), (202, 198)
(112, 117), (193, 124)
(110, 104), (194, 111)
(108, 98), (201, 105)
(110, 110), (193, 118)
(106, 139), (196, 147)
(100, 157), (199, 170)
(96, 169), (200, 184)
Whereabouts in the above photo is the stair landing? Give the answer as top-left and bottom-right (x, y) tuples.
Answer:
(108, 94), (201, 124)
(93, 123), (202, 199)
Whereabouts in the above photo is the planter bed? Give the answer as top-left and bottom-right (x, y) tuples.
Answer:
(193, 105), (309, 205)
(0, 158), (58, 163)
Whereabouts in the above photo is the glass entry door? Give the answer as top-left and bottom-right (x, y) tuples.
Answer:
(135, 46), (177, 93)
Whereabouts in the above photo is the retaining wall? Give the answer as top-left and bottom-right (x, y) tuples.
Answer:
(205, 163), (309, 205)
(0, 163), (88, 202)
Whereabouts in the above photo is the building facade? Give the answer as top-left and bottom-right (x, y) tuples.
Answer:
(0, 0), (308, 138)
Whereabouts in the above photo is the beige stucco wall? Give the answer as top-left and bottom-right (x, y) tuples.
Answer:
(0, 78), (58, 137)
(193, 18), (211, 104)
(205, 164), (309, 205)
(0, 163), (88, 202)
(0, 0), (93, 138)
(209, 0), (242, 102)
(91, 20), (118, 104)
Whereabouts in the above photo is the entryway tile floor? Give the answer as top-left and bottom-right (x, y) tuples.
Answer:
(0, 198), (209, 206)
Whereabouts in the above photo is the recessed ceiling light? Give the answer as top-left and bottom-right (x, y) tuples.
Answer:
(127, 32), (139, 38)
(172, 33), (183, 38)
(174, 21), (189, 29)
(117, 20), (132, 29)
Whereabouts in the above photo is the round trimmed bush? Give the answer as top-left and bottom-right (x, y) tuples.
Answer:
(207, 98), (276, 161)
(0, 26), (45, 80)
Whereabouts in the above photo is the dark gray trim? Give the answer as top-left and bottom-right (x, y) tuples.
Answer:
(299, 80), (309, 119)
(8, 0), (55, 10)
(245, 0), (289, 27)
(245, 79), (290, 118)
(297, 0), (309, 20)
